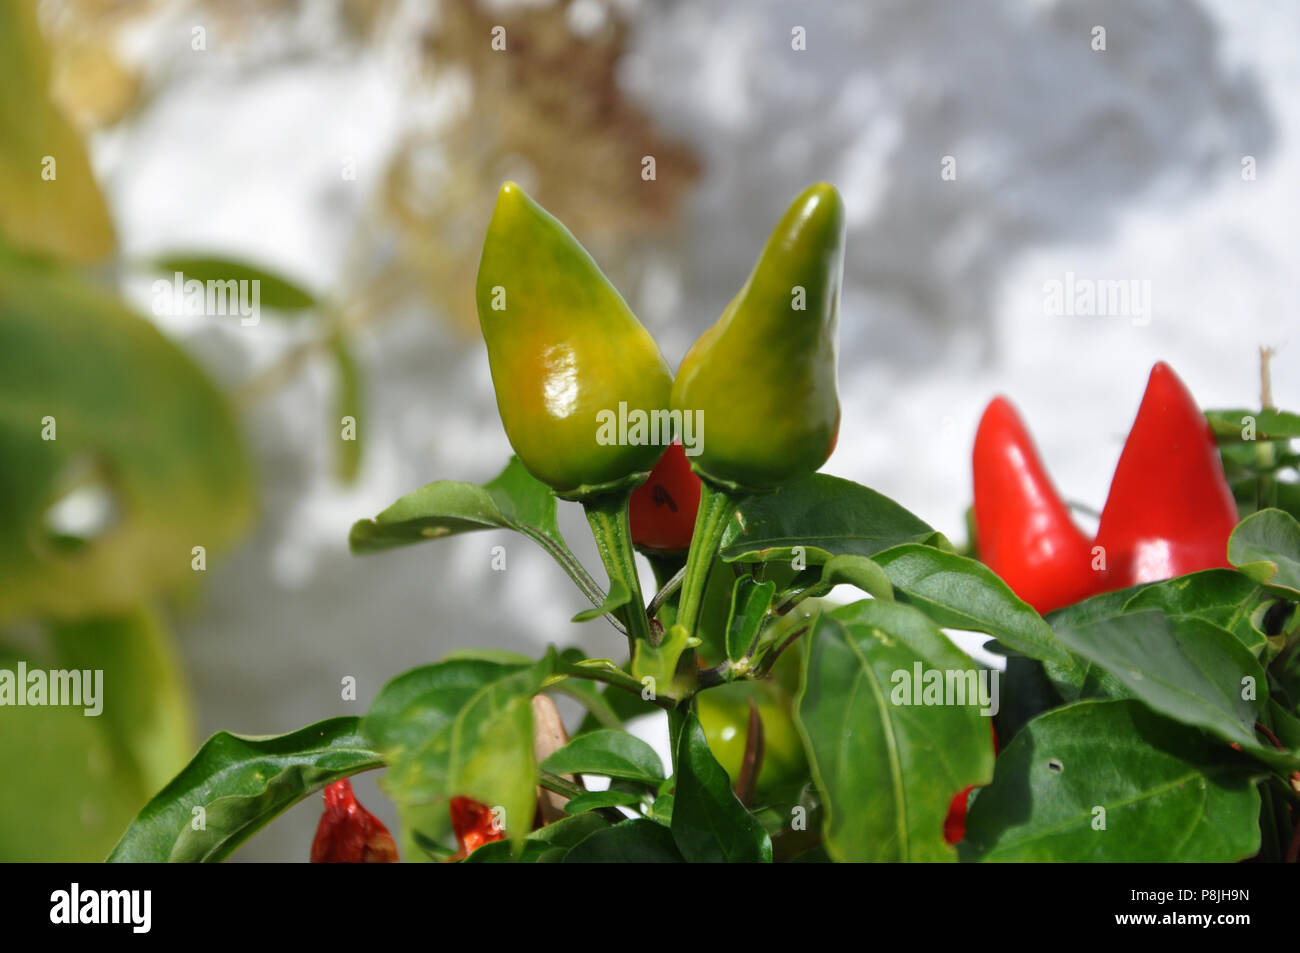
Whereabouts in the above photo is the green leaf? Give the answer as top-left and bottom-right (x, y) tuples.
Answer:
(725, 575), (776, 663)
(564, 818), (685, 862)
(962, 700), (1263, 862)
(1206, 408), (1300, 442)
(330, 333), (362, 483)
(670, 710), (773, 863)
(462, 813), (610, 863)
(107, 718), (382, 862)
(1228, 508), (1300, 598)
(571, 578), (631, 623)
(631, 623), (694, 697)
(149, 255), (316, 311)
(1120, 569), (1267, 655)
(563, 790), (642, 814)
(816, 553), (895, 602)
(794, 600), (995, 862)
(364, 653), (553, 850)
(363, 658), (529, 803)
(1052, 612), (1291, 769)
(48, 606), (194, 798)
(0, 253), (253, 623)
(0, 641), (145, 861)
(540, 729), (665, 785)
(871, 543), (1071, 667)
(448, 660), (549, 849)
(0, 3), (115, 261)
(349, 457), (605, 610)
(720, 474), (944, 564)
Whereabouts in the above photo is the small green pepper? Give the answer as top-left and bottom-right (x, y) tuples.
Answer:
(671, 183), (846, 494)
(476, 182), (673, 500)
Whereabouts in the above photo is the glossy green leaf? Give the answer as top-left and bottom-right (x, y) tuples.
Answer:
(0, 3), (115, 261)
(563, 818), (684, 862)
(1228, 508), (1300, 598)
(107, 718), (382, 862)
(794, 600), (994, 861)
(0, 252), (253, 623)
(541, 729), (664, 785)
(670, 710), (773, 863)
(725, 575), (776, 663)
(1120, 569), (1267, 655)
(962, 700), (1263, 862)
(720, 474), (944, 564)
(871, 544), (1071, 667)
(1052, 612), (1292, 769)
(149, 255), (316, 311)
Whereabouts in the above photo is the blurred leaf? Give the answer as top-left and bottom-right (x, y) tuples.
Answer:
(0, 2), (114, 261)
(0, 641), (144, 861)
(1206, 408), (1300, 442)
(330, 333), (362, 483)
(0, 251), (254, 623)
(107, 718), (382, 862)
(461, 813), (609, 863)
(149, 255), (316, 312)
(562, 790), (641, 814)
(48, 605), (193, 798)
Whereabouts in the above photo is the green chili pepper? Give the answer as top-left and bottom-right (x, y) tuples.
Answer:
(671, 182), (845, 495)
(475, 182), (674, 500)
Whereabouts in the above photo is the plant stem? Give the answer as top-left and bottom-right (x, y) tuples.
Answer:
(647, 564), (686, 620)
(676, 480), (744, 637)
(583, 491), (654, 650)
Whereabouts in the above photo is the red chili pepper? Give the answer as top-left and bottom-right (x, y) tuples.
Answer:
(629, 441), (702, 552)
(449, 796), (505, 859)
(973, 396), (1104, 614)
(944, 723), (999, 845)
(1094, 362), (1239, 584)
(310, 778), (398, 863)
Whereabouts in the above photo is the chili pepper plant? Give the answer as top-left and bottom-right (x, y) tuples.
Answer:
(109, 183), (1300, 863)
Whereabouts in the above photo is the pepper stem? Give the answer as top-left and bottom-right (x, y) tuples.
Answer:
(583, 491), (654, 651)
(675, 480), (745, 638)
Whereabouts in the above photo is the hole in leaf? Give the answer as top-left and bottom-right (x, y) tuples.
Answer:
(1046, 758), (1064, 774)
(41, 454), (120, 552)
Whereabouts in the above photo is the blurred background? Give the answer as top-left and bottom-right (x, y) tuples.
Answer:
(1, 0), (1296, 861)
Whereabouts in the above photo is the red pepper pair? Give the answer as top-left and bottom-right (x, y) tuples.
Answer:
(310, 781), (503, 862)
(972, 362), (1239, 614)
